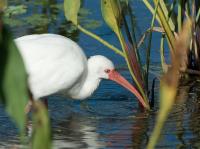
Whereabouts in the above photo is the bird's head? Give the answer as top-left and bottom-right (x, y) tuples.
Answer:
(88, 55), (114, 79)
(88, 55), (144, 106)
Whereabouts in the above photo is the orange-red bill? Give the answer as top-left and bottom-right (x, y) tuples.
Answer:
(108, 70), (147, 108)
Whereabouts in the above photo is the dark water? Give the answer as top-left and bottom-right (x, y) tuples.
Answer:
(1, 0), (200, 148)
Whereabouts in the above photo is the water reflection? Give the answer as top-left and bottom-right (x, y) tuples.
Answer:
(187, 81), (200, 148)
(53, 115), (103, 149)
(52, 114), (148, 149)
(47, 96), (151, 149)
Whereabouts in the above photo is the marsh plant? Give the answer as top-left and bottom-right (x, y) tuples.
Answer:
(64, 0), (196, 148)
(0, 0), (199, 148)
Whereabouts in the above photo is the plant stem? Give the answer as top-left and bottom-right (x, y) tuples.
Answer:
(196, 7), (200, 23)
(145, 0), (159, 92)
(77, 25), (125, 57)
(160, 34), (166, 72)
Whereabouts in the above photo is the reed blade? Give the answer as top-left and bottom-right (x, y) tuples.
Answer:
(147, 19), (192, 149)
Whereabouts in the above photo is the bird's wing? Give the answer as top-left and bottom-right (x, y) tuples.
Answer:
(15, 34), (87, 99)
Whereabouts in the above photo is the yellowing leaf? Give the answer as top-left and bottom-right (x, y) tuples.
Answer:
(64, 0), (80, 25)
(147, 19), (192, 149)
(147, 82), (177, 149)
(101, 0), (121, 34)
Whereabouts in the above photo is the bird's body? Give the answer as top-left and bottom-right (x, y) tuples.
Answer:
(15, 34), (88, 99)
(15, 34), (113, 99)
(15, 33), (147, 108)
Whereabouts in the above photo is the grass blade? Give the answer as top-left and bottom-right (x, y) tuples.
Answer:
(178, 0), (183, 32)
(147, 19), (192, 149)
(160, 34), (167, 72)
(145, 0), (159, 90)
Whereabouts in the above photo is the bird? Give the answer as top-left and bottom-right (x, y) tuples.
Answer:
(15, 34), (147, 108)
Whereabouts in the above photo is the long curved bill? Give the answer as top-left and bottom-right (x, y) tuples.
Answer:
(108, 70), (148, 108)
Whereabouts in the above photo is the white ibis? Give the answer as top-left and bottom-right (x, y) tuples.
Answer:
(15, 34), (146, 108)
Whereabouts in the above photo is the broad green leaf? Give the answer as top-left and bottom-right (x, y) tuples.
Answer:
(64, 0), (80, 25)
(0, 25), (28, 133)
(101, 0), (121, 35)
(32, 101), (51, 149)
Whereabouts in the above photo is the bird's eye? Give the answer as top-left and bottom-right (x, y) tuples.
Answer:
(104, 69), (111, 73)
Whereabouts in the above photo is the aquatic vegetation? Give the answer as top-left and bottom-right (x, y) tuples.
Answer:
(64, 0), (198, 148)
(64, 0), (150, 109)
(147, 20), (192, 149)
(142, 0), (199, 148)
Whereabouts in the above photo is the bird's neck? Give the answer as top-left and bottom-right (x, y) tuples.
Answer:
(69, 66), (101, 100)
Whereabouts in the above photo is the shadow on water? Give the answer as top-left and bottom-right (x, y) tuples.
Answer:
(1, 0), (200, 148)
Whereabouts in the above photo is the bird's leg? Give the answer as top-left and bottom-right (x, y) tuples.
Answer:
(25, 97), (48, 113)
(25, 97), (34, 114)
(43, 98), (48, 109)
(25, 101), (32, 114)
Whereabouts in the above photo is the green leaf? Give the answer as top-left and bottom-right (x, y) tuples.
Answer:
(64, 0), (80, 25)
(32, 101), (51, 149)
(101, 0), (121, 34)
(0, 25), (28, 134)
